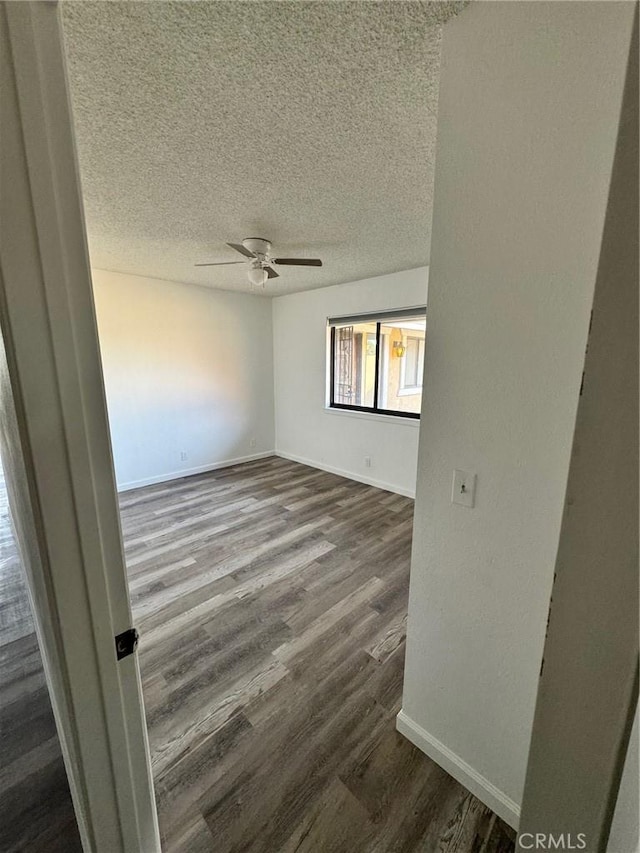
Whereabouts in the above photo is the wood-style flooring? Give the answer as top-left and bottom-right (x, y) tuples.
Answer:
(0, 475), (82, 853)
(123, 457), (515, 853)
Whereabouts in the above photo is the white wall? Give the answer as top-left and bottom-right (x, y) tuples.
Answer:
(272, 268), (428, 497)
(609, 707), (639, 853)
(518, 12), (638, 842)
(398, 0), (634, 829)
(92, 269), (275, 490)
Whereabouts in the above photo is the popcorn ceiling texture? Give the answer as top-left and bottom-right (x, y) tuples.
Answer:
(61, 1), (465, 296)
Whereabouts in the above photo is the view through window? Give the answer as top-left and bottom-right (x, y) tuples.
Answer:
(330, 310), (426, 417)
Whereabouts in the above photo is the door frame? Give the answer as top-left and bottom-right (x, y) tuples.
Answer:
(0, 2), (160, 850)
(518, 8), (638, 849)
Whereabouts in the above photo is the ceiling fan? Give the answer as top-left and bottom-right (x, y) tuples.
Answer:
(195, 238), (322, 287)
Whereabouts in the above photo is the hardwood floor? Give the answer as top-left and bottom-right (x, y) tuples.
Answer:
(0, 475), (82, 853)
(123, 457), (515, 853)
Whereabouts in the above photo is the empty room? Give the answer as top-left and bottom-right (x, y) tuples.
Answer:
(0, 2), (637, 853)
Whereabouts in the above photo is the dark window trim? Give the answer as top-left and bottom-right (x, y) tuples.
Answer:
(328, 306), (426, 327)
(372, 322), (382, 412)
(329, 317), (423, 420)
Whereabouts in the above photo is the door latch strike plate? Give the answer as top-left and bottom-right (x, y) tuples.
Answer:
(115, 627), (139, 661)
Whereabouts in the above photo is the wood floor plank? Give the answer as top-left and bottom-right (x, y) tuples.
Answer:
(483, 817), (518, 853)
(120, 457), (515, 853)
(279, 777), (376, 853)
(0, 475), (81, 852)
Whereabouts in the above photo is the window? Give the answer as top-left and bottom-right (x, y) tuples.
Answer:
(329, 308), (426, 418)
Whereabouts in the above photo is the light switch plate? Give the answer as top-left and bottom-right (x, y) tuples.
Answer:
(452, 469), (476, 508)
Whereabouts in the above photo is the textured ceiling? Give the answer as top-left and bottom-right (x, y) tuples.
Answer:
(61, 1), (465, 296)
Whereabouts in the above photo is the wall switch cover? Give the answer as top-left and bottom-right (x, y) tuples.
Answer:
(452, 469), (476, 508)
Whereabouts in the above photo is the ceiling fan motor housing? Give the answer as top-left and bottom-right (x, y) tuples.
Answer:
(242, 237), (271, 259)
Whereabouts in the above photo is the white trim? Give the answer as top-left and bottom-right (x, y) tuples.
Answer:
(396, 710), (520, 830)
(275, 450), (416, 498)
(117, 451), (276, 492)
(1, 4), (160, 850)
(323, 406), (420, 428)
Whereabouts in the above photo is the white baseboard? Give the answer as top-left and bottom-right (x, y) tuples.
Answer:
(274, 450), (415, 498)
(396, 709), (520, 830)
(117, 451), (276, 492)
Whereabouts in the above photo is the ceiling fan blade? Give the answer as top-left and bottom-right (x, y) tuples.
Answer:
(265, 266), (280, 279)
(194, 261), (246, 267)
(272, 258), (322, 267)
(227, 242), (256, 258)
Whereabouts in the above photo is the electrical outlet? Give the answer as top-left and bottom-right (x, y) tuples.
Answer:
(180, 451), (188, 462)
(364, 455), (372, 468)
(250, 438), (257, 449)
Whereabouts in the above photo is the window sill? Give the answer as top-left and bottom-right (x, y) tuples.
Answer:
(324, 406), (420, 427)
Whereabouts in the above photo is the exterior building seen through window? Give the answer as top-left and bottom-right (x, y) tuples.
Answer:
(329, 310), (426, 418)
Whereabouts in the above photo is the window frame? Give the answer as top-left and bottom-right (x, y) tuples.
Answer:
(399, 335), (425, 394)
(328, 311), (426, 420)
